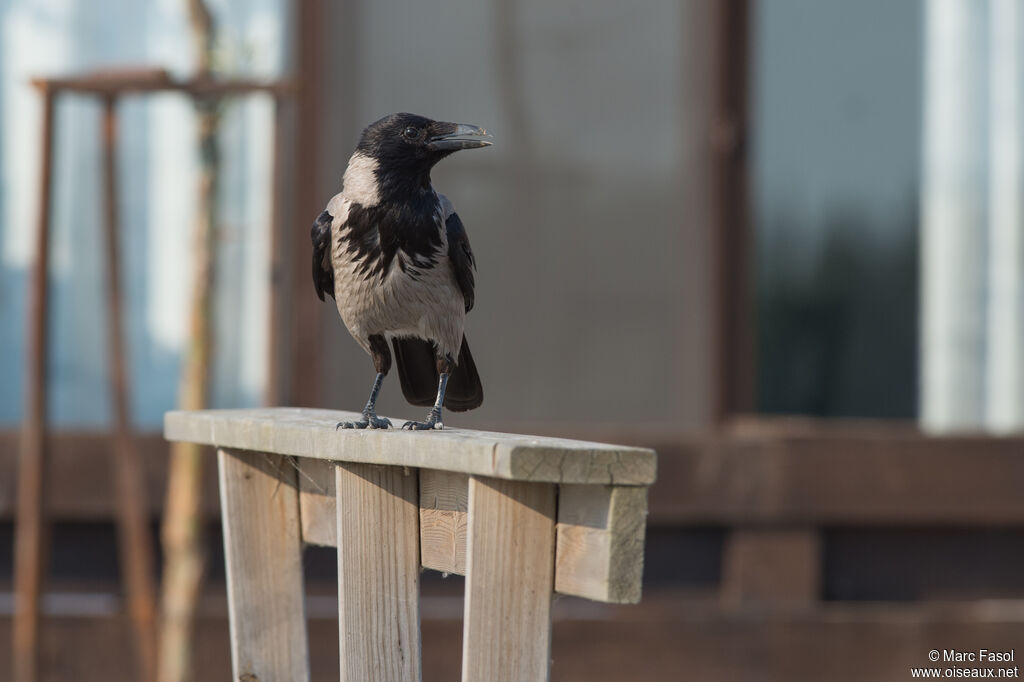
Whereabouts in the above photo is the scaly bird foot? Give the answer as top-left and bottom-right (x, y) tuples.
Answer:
(402, 411), (443, 430)
(336, 414), (392, 430)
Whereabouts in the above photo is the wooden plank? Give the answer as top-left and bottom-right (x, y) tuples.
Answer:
(647, 434), (1024, 524)
(335, 463), (421, 682)
(0, 432), (220, 520)
(297, 458), (336, 546)
(462, 476), (556, 681)
(6, 602), (1024, 682)
(720, 528), (821, 609)
(419, 474), (648, 604)
(164, 408), (657, 485)
(419, 470), (468, 575)
(555, 485), (648, 604)
(11, 424), (1024, 524)
(218, 448), (309, 681)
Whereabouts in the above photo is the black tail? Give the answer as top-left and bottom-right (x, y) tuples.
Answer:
(391, 336), (483, 412)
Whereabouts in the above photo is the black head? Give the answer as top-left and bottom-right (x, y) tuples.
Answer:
(356, 113), (492, 179)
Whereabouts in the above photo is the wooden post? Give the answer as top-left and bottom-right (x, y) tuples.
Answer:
(288, 0), (327, 407)
(462, 476), (556, 682)
(13, 84), (56, 682)
(335, 463), (422, 682)
(709, 0), (754, 421)
(218, 448), (309, 681)
(101, 94), (159, 682)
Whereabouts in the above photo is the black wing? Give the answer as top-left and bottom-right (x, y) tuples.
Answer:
(311, 209), (334, 301)
(392, 336), (483, 411)
(446, 212), (476, 312)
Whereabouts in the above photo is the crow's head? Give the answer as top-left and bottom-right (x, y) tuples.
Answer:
(356, 113), (492, 179)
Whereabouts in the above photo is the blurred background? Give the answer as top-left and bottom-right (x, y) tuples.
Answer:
(2, 0), (1024, 680)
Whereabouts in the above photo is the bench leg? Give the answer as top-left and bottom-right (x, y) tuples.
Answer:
(218, 448), (309, 681)
(462, 477), (556, 682)
(336, 463), (421, 682)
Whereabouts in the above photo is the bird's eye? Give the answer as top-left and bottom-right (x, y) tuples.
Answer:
(403, 126), (419, 139)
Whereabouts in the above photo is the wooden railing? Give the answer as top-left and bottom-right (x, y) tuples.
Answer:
(163, 408), (657, 681)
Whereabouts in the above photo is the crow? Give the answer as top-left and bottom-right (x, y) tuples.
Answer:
(311, 113), (491, 430)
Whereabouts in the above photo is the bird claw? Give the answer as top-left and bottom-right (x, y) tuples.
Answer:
(402, 415), (443, 431)
(336, 414), (392, 430)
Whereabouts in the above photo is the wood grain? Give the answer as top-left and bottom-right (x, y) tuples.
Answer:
(419, 475), (649, 604)
(419, 470), (468, 575)
(462, 476), (556, 682)
(218, 449), (309, 681)
(555, 484), (648, 603)
(164, 408), (657, 485)
(335, 463), (421, 682)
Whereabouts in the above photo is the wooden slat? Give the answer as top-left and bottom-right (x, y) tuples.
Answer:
(218, 449), (309, 681)
(555, 485), (648, 604)
(419, 470), (468, 575)
(0, 432), (219, 520)
(297, 458), (336, 546)
(462, 476), (556, 682)
(10, 425), (1024, 524)
(721, 528), (821, 609)
(335, 463), (421, 682)
(5, 602), (1024, 682)
(646, 434), (1024, 524)
(418, 474), (648, 604)
(164, 408), (657, 485)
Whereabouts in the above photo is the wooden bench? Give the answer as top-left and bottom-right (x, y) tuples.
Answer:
(163, 407), (656, 681)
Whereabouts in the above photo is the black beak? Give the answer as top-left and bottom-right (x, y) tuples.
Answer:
(427, 123), (493, 152)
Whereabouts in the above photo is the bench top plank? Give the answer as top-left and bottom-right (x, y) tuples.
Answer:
(164, 408), (657, 485)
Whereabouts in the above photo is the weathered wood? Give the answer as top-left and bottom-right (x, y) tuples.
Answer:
(555, 484), (648, 604)
(419, 470), (468, 575)
(462, 476), (556, 682)
(720, 528), (821, 609)
(335, 463), (421, 682)
(418, 473), (648, 603)
(218, 449), (309, 681)
(297, 458), (336, 547)
(164, 408), (657, 485)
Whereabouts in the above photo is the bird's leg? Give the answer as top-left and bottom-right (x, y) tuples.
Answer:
(336, 372), (392, 429)
(403, 354), (453, 431)
(337, 335), (393, 430)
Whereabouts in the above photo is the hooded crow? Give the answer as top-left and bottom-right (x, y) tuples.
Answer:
(312, 113), (490, 430)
